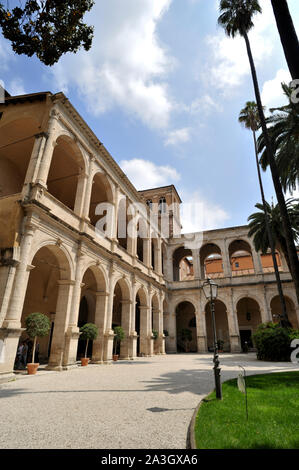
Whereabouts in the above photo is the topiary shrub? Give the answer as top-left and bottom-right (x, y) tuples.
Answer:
(25, 313), (51, 364)
(113, 326), (125, 356)
(180, 328), (192, 352)
(79, 323), (98, 358)
(152, 329), (159, 340)
(252, 322), (299, 362)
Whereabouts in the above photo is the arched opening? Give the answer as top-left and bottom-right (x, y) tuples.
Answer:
(47, 135), (85, 211)
(200, 243), (223, 279)
(112, 278), (131, 358)
(17, 244), (71, 369)
(88, 172), (113, 228)
(236, 297), (262, 351)
(270, 295), (298, 329)
(0, 117), (39, 197)
(117, 197), (128, 250)
(135, 287), (149, 357)
(151, 236), (157, 271)
(136, 217), (147, 263)
(173, 246), (194, 281)
(205, 299), (230, 352)
(176, 301), (197, 353)
(229, 240), (254, 276)
(76, 268), (97, 359)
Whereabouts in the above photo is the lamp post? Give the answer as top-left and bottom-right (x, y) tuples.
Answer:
(202, 278), (222, 400)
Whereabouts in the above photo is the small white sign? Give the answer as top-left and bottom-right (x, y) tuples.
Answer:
(237, 373), (246, 394)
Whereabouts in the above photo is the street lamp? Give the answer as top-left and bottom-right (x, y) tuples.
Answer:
(202, 278), (222, 400)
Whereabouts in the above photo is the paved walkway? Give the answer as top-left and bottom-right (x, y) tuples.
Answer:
(1, 353), (298, 449)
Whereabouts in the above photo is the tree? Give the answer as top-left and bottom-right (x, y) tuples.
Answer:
(218, 0), (299, 306)
(258, 83), (299, 194)
(270, 0), (299, 80)
(25, 312), (51, 364)
(248, 199), (299, 276)
(79, 323), (98, 358)
(113, 326), (125, 357)
(239, 101), (288, 322)
(0, 1), (94, 66)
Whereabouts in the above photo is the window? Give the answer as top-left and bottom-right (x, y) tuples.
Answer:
(159, 197), (167, 214)
(146, 199), (152, 210)
(235, 262), (239, 268)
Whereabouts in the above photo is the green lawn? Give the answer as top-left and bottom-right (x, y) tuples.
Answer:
(194, 371), (299, 449)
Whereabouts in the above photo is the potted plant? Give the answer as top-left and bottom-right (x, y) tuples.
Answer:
(181, 328), (192, 353)
(79, 323), (98, 366)
(25, 312), (51, 375)
(152, 329), (159, 354)
(217, 339), (225, 353)
(113, 326), (125, 361)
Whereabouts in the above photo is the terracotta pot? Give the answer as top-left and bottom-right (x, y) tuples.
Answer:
(113, 354), (119, 362)
(81, 357), (89, 366)
(27, 363), (39, 375)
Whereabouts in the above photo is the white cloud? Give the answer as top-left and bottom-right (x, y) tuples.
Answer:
(52, 0), (174, 129)
(179, 189), (230, 233)
(164, 127), (191, 146)
(119, 158), (180, 190)
(261, 69), (291, 109)
(205, 0), (275, 94)
(189, 94), (223, 114)
(9, 78), (26, 96)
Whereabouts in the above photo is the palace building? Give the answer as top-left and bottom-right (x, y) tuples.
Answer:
(0, 91), (298, 378)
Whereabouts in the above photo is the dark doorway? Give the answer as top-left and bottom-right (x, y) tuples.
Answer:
(77, 297), (93, 359)
(240, 330), (253, 350)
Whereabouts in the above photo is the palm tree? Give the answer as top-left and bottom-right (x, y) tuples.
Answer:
(271, 0), (299, 80)
(248, 199), (299, 327)
(239, 101), (288, 321)
(258, 83), (299, 194)
(218, 0), (299, 305)
(248, 199), (299, 275)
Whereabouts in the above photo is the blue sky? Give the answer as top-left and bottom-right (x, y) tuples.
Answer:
(1, 0), (298, 233)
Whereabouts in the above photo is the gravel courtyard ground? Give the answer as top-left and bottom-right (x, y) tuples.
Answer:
(1, 353), (298, 449)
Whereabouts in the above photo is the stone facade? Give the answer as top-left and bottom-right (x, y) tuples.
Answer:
(0, 91), (298, 378)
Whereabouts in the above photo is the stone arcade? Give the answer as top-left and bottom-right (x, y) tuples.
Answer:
(0, 91), (298, 378)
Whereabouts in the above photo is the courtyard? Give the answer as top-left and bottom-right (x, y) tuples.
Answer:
(1, 353), (299, 449)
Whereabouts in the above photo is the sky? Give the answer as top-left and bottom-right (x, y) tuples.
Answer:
(1, 0), (298, 234)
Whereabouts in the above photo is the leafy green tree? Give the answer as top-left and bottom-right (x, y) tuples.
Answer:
(113, 326), (125, 356)
(0, 1), (94, 66)
(25, 312), (51, 363)
(270, 0), (299, 80)
(239, 101), (288, 322)
(218, 0), (299, 306)
(79, 323), (98, 358)
(248, 198), (299, 327)
(258, 83), (299, 194)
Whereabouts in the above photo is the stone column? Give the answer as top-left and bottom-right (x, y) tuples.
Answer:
(143, 237), (151, 267)
(251, 246), (263, 275)
(22, 132), (48, 199)
(120, 300), (133, 360)
(192, 248), (201, 279)
(92, 292), (109, 363)
(219, 239), (232, 278)
(226, 291), (241, 353)
(74, 171), (89, 218)
(198, 293), (207, 352)
(262, 286), (273, 322)
(0, 263), (17, 328)
(155, 238), (162, 275)
(47, 280), (75, 370)
(35, 110), (60, 188)
(103, 285), (115, 361)
(139, 306), (153, 356)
